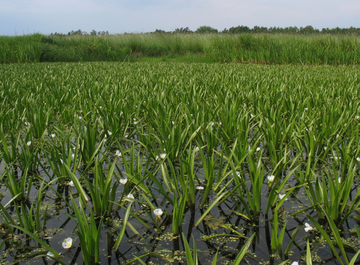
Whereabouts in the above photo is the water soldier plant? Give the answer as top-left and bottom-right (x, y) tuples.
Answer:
(0, 62), (360, 263)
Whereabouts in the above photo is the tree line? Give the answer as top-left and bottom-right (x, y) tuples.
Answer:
(50, 25), (360, 36)
(155, 25), (360, 35)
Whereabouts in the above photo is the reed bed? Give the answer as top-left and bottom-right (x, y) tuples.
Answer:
(1, 33), (360, 65)
(0, 62), (360, 264)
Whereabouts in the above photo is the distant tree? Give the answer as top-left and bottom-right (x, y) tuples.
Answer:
(228, 25), (251, 34)
(321, 27), (330, 34)
(329, 27), (345, 34)
(283, 26), (299, 34)
(252, 26), (268, 33)
(270, 26), (288, 33)
(299, 25), (319, 34)
(195, 26), (218, 34)
(96, 31), (109, 36)
(153, 29), (167, 34)
(61, 25), (360, 37)
(173, 27), (192, 34)
(272, 27), (281, 33)
(68, 29), (86, 35)
(347, 26), (360, 35)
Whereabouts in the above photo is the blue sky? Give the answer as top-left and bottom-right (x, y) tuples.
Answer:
(1, 0), (359, 35)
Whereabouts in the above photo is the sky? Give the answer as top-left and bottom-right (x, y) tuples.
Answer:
(1, 0), (359, 35)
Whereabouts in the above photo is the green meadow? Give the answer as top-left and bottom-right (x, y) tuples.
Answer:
(1, 41), (360, 264)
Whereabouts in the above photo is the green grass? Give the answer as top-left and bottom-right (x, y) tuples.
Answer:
(1, 33), (360, 64)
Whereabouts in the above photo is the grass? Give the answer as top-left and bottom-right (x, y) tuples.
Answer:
(1, 33), (360, 64)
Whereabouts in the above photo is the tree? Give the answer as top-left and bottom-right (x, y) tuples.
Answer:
(195, 26), (218, 34)
(299, 25), (318, 34)
(252, 26), (268, 33)
(173, 27), (192, 34)
(228, 25), (251, 34)
(153, 29), (167, 34)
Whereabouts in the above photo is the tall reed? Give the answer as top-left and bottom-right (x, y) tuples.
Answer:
(1, 33), (360, 64)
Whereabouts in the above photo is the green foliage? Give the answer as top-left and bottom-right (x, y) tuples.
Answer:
(1, 33), (360, 64)
(68, 196), (103, 265)
(1, 62), (360, 263)
(195, 26), (218, 34)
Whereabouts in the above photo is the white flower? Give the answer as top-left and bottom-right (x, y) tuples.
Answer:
(357, 157), (360, 162)
(124, 134), (128, 138)
(153, 209), (163, 217)
(134, 121), (138, 124)
(99, 106), (102, 109)
(209, 122), (215, 126)
(46, 251), (55, 259)
(304, 108), (308, 111)
(356, 115), (360, 119)
(107, 130), (112, 136)
(71, 153), (75, 160)
(279, 194), (287, 201)
(26, 141), (32, 146)
(256, 147), (261, 152)
(194, 146), (199, 152)
(155, 155), (159, 160)
(126, 194), (134, 201)
(304, 223), (313, 232)
(235, 171), (241, 177)
(160, 153), (166, 159)
(62, 237), (72, 249)
(338, 177), (341, 183)
(115, 150), (122, 157)
(68, 181), (75, 187)
(336, 134), (340, 139)
(50, 133), (56, 138)
(24, 121), (30, 126)
(196, 186), (204, 190)
(267, 175), (275, 182)
(291, 262), (299, 265)
(119, 178), (128, 185)
(78, 116), (82, 119)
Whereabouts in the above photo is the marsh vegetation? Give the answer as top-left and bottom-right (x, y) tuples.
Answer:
(0, 62), (360, 264)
